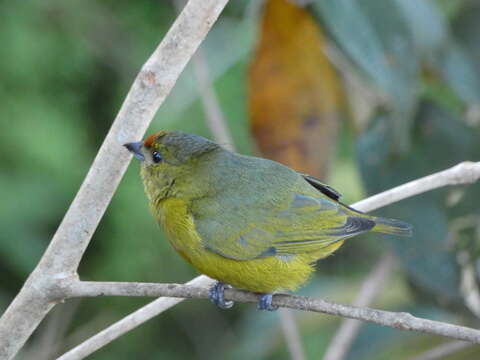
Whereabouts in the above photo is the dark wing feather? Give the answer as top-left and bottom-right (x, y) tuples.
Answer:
(302, 174), (365, 215)
(302, 174), (341, 201)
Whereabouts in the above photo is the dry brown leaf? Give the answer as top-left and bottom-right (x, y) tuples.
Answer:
(249, 0), (343, 179)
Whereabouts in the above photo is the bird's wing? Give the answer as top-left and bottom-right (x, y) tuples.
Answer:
(194, 191), (375, 261)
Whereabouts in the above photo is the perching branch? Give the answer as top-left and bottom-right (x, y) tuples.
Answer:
(63, 281), (480, 344)
(57, 161), (480, 359)
(0, 1), (229, 359)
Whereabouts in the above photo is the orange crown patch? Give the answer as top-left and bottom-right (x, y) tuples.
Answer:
(144, 131), (166, 148)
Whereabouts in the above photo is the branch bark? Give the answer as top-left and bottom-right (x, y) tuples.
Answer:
(352, 161), (480, 212)
(64, 281), (480, 344)
(0, 1), (229, 359)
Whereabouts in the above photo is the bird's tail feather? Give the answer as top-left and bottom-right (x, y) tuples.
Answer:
(372, 216), (412, 237)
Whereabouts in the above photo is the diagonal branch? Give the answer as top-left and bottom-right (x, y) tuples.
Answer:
(0, 1), (229, 359)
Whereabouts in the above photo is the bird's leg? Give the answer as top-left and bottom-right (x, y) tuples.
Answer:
(257, 293), (278, 311)
(208, 281), (234, 309)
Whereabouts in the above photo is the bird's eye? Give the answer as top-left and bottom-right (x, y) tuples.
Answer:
(152, 151), (163, 163)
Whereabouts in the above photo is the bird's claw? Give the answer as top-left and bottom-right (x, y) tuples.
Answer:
(257, 293), (278, 311)
(209, 282), (234, 309)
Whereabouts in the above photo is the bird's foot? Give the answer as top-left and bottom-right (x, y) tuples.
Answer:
(209, 282), (234, 309)
(257, 293), (278, 311)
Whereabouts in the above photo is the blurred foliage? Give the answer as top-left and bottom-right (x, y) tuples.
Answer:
(358, 102), (480, 307)
(1, 0), (480, 359)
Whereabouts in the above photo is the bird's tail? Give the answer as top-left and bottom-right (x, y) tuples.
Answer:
(372, 216), (412, 237)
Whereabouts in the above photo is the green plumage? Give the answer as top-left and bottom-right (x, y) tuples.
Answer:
(191, 150), (377, 260)
(127, 131), (412, 296)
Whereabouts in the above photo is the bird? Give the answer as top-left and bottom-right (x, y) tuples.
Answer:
(124, 131), (412, 311)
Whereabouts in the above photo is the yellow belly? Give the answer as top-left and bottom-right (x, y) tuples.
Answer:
(156, 197), (342, 293)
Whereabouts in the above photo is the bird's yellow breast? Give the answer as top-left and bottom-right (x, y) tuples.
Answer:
(155, 197), (331, 293)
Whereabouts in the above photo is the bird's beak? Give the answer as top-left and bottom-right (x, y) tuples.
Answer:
(123, 141), (145, 161)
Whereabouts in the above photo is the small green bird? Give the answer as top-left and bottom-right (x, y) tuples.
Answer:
(125, 131), (411, 310)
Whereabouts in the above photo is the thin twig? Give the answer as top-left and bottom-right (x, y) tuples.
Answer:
(0, 1), (229, 359)
(58, 161), (480, 358)
(323, 253), (395, 360)
(352, 161), (480, 212)
(279, 309), (306, 360)
(410, 340), (475, 360)
(191, 50), (236, 151)
(173, 0), (235, 151)
(65, 281), (480, 343)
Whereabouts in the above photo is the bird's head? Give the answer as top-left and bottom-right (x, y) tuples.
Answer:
(124, 130), (219, 166)
(124, 131), (220, 199)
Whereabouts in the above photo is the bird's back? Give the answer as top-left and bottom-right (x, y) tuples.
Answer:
(153, 145), (409, 293)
